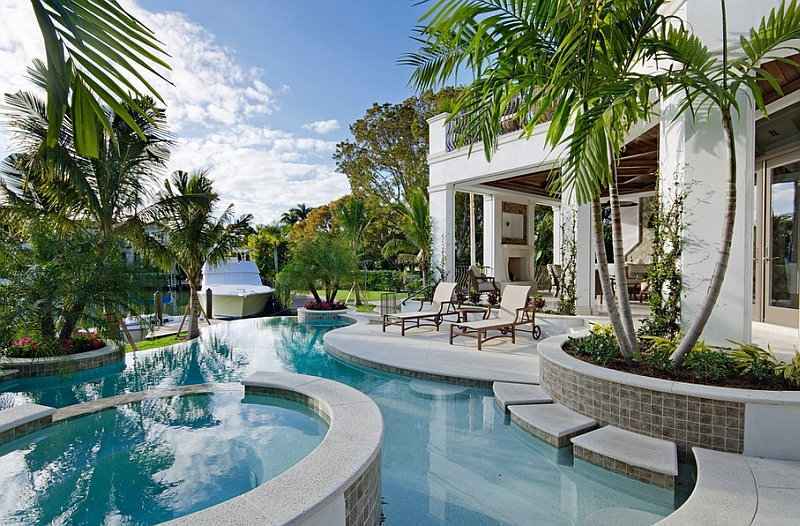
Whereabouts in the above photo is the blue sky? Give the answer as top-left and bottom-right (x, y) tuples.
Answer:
(0, 0), (429, 224)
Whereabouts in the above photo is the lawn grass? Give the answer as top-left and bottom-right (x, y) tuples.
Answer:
(333, 289), (390, 302)
(125, 333), (187, 353)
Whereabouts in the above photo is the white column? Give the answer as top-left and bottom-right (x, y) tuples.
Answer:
(429, 183), (456, 283)
(560, 187), (595, 315)
(552, 206), (562, 265)
(483, 194), (501, 278)
(660, 92), (754, 345)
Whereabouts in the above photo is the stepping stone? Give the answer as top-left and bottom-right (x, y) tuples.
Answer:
(493, 382), (552, 413)
(509, 403), (596, 448)
(572, 426), (678, 490)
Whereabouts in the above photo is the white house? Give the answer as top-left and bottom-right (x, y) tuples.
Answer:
(427, 0), (800, 347)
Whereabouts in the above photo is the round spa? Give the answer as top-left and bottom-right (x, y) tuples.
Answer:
(0, 388), (327, 524)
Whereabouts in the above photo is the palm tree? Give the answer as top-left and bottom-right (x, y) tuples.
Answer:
(405, 0), (671, 360)
(383, 189), (431, 286)
(141, 170), (252, 340)
(1, 65), (172, 339)
(251, 223), (285, 277)
(336, 197), (374, 306)
(280, 203), (314, 226)
(29, 0), (170, 158)
(655, 1), (800, 367)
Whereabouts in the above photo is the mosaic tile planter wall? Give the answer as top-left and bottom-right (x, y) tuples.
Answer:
(297, 307), (356, 323)
(538, 335), (800, 463)
(1, 345), (123, 379)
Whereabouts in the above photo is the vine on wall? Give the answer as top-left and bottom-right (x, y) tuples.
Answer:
(558, 207), (577, 315)
(640, 177), (685, 338)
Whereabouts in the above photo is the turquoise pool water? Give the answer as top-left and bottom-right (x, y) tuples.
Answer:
(0, 317), (680, 525)
(0, 392), (325, 524)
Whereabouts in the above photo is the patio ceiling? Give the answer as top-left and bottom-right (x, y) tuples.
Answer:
(480, 55), (800, 200)
(484, 125), (659, 199)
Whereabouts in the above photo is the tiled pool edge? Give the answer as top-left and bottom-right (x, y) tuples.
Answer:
(1, 344), (123, 379)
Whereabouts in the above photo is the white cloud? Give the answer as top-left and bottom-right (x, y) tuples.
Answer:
(302, 119), (341, 134)
(0, 0), (350, 225)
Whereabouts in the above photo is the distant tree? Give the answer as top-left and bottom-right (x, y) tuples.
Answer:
(280, 203), (314, 226)
(334, 89), (457, 206)
(336, 197), (374, 305)
(141, 170), (252, 340)
(383, 189), (431, 285)
(278, 233), (357, 304)
(249, 223), (287, 280)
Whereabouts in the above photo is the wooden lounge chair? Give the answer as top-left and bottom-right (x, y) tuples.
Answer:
(382, 282), (458, 336)
(450, 285), (539, 350)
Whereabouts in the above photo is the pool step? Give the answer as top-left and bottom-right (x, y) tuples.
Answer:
(493, 382), (551, 413)
(572, 426), (678, 490)
(509, 403), (597, 448)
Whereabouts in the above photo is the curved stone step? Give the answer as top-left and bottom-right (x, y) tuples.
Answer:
(571, 426), (678, 490)
(509, 403), (597, 448)
(493, 382), (551, 413)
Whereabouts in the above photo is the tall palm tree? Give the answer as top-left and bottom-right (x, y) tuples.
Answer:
(141, 169), (252, 340)
(383, 189), (431, 286)
(336, 197), (374, 305)
(29, 0), (171, 158)
(405, 0), (671, 360)
(655, 1), (800, 367)
(280, 203), (314, 226)
(252, 223), (285, 277)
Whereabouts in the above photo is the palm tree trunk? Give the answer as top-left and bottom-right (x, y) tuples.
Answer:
(670, 107), (736, 368)
(591, 197), (636, 362)
(608, 153), (640, 357)
(187, 286), (201, 340)
(272, 245), (279, 275)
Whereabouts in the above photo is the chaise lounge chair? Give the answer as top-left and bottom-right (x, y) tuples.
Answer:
(382, 282), (458, 336)
(449, 284), (540, 350)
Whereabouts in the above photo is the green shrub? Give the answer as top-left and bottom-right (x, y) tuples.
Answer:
(639, 334), (676, 370)
(776, 351), (800, 388)
(589, 322), (615, 340)
(684, 343), (736, 381)
(361, 270), (402, 291)
(729, 341), (782, 387)
(568, 333), (620, 366)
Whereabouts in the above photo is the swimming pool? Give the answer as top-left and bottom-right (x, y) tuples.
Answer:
(1, 317), (680, 525)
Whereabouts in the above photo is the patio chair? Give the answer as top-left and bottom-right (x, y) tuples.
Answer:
(468, 265), (501, 295)
(449, 285), (538, 350)
(382, 282), (458, 336)
(547, 264), (561, 297)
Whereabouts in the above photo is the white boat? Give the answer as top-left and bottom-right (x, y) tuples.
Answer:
(199, 250), (274, 318)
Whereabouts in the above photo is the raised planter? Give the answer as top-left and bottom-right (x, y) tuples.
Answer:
(538, 334), (800, 463)
(1, 344), (123, 380)
(297, 307), (355, 323)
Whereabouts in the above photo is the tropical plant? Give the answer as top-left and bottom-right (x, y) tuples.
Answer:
(278, 233), (357, 304)
(382, 189), (432, 285)
(0, 221), (140, 353)
(729, 341), (781, 385)
(139, 169), (252, 340)
(29, 0), (170, 158)
(405, 0), (674, 363)
(776, 350), (800, 388)
(336, 197), (374, 306)
(654, 1), (800, 367)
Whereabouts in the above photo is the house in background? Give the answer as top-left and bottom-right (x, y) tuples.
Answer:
(427, 0), (800, 347)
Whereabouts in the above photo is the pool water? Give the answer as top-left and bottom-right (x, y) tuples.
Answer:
(1, 317), (680, 525)
(0, 392), (326, 524)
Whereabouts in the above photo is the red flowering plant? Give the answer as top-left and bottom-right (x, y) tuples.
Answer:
(303, 300), (347, 311)
(6, 333), (106, 358)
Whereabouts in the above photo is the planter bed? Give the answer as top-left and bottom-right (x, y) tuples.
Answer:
(538, 334), (800, 463)
(1, 345), (123, 380)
